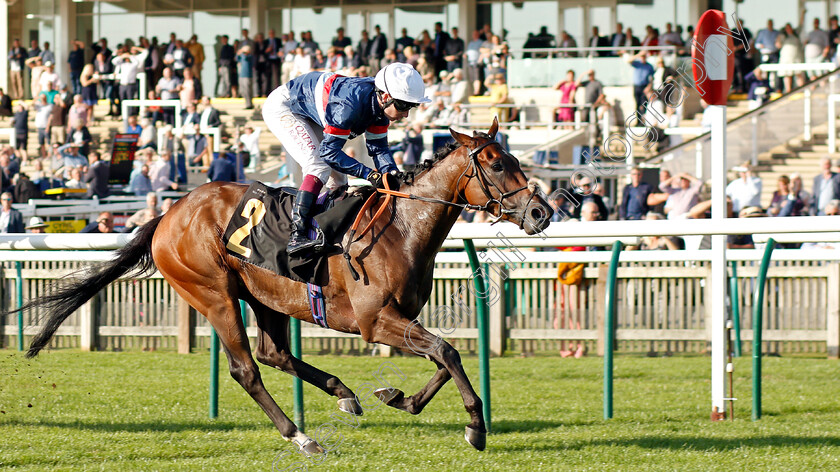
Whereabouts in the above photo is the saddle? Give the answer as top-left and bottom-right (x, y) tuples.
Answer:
(222, 182), (373, 286)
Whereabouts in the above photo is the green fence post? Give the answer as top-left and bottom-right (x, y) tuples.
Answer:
(729, 261), (742, 357)
(604, 241), (623, 420)
(752, 238), (776, 421)
(16, 262), (23, 352)
(463, 239), (491, 433)
(209, 328), (220, 419)
(290, 317), (305, 432)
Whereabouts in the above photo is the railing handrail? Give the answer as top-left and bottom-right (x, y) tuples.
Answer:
(648, 65), (840, 166)
(509, 45), (680, 55)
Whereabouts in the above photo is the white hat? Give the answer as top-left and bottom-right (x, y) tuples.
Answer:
(26, 216), (48, 230)
(374, 62), (431, 105)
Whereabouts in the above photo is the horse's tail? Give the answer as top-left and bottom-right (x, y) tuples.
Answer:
(21, 216), (163, 359)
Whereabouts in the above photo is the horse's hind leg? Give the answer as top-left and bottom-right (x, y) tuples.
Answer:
(250, 301), (363, 415)
(169, 276), (324, 456)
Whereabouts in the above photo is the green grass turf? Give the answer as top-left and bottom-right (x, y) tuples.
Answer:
(1, 351), (839, 471)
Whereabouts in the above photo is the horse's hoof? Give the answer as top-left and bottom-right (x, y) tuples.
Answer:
(465, 426), (486, 451)
(337, 397), (363, 416)
(297, 438), (325, 457)
(374, 387), (404, 406)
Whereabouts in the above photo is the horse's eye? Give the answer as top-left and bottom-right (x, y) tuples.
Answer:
(490, 161), (504, 172)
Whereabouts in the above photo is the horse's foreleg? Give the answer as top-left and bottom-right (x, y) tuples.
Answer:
(374, 359), (451, 415)
(251, 306), (363, 416)
(368, 312), (486, 451)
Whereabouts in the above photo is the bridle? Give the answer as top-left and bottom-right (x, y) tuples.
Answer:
(455, 138), (539, 227)
(342, 137), (544, 281)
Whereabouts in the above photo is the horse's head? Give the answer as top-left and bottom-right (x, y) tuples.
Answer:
(449, 117), (553, 235)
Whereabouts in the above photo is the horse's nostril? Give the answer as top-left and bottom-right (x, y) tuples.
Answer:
(530, 207), (545, 221)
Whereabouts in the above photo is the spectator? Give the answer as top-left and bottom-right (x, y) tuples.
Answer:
(790, 172), (811, 209)
(150, 150), (179, 192)
(744, 67), (771, 109)
(237, 45), (255, 109)
(39, 61), (62, 93)
(620, 167), (653, 220)
(253, 32), (269, 96)
(777, 12), (806, 92)
(80, 211), (116, 233)
(660, 22), (683, 50)
(124, 192), (160, 232)
(356, 30), (372, 68)
(609, 23), (626, 55)
(0, 192), (24, 233)
(466, 30), (487, 95)
(733, 23), (755, 93)
(64, 167), (86, 194)
(84, 150), (110, 199)
(128, 161), (153, 196)
(805, 17), (830, 63)
(12, 173), (41, 203)
(216, 35), (235, 98)
(25, 216), (49, 234)
(756, 19), (780, 64)
(238, 125), (261, 171)
(401, 121), (424, 172)
(580, 70), (603, 121)
(768, 175), (805, 217)
(447, 68), (470, 104)
(580, 200), (601, 222)
(558, 31), (578, 57)
(0, 88), (12, 118)
(588, 26), (609, 57)
(54, 143), (87, 179)
(641, 25), (660, 52)
(164, 39), (194, 79)
(281, 32), (298, 85)
(332, 27), (352, 56)
(660, 172), (702, 219)
(553, 70), (578, 124)
(161, 198), (174, 214)
(12, 103), (29, 162)
(179, 68), (198, 109)
(728, 206), (766, 249)
(394, 28), (414, 62)
(300, 31), (320, 55)
(432, 22), (451, 76)
(369, 25), (388, 73)
(33, 95), (53, 159)
(651, 56), (676, 92)
(639, 212), (682, 250)
(125, 114), (142, 135)
(567, 177), (609, 221)
(181, 103), (200, 129)
(93, 51), (117, 117)
(829, 16), (840, 58)
(621, 27), (641, 54)
(67, 94), (90, 132)
(725, 163), (762, 214)
(8, 39), (27, 99)
(489, 73), (516, 122)
(444, 27), (465, 72)
(113, 46), (148, 117)
(186, 123), (211, 167)
(187, 35), (205, 81)
(812, 157), (840, 215)
(627, 51), (654, 117)
(199, 96), (222, 131)
(49, 95), (68, 147)
(208, 151), (237, 182)
(156, 67), (181, 126)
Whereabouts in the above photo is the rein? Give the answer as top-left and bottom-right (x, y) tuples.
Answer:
(341, 138), (538, 281)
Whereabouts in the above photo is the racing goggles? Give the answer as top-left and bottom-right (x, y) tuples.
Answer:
(391, 98), (419, 112)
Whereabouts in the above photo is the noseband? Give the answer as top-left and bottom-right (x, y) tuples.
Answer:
(458, 139), (540, 228)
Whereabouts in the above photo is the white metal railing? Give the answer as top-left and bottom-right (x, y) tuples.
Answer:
(662, 127), (707, 179)
(121, 99), (182, 130)
(758, 63), (838, 74)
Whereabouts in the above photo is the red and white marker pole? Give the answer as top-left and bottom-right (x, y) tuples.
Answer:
(693, 9), (735, 421)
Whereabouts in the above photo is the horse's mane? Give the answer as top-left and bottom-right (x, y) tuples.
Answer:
(411, 131), (493, 180)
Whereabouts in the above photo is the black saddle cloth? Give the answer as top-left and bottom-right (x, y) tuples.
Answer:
(222, 182), (371, 286)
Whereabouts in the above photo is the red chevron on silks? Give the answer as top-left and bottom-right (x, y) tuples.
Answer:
(692, 10), (735, 106)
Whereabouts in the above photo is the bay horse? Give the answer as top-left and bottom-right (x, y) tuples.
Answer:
(18, 118), (552, 454)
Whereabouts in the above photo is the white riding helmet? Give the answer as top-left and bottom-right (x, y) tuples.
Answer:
(374, 62), (431, 105)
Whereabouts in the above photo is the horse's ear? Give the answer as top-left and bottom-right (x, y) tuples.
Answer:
(488, 116), (499, 139)
(450, 127), (475, 147)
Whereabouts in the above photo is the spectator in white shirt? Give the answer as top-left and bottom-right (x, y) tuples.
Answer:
(238, 125), (261, 171)
(725, 163), (763, 214)
(38, 62), (62, 93)
(113, 46), (148, 116)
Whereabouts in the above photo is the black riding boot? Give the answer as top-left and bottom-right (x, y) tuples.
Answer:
(287, 190), (323, 256)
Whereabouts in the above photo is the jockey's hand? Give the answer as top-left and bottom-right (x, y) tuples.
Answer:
(367, 171), (401, 191)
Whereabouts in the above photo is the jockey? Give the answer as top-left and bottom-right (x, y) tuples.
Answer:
(262, 62), (430, 256)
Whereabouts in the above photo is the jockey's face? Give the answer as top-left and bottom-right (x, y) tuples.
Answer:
(379, 92), (413, 122)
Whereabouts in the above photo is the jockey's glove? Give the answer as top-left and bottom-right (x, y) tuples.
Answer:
(367, 171), (401, 191)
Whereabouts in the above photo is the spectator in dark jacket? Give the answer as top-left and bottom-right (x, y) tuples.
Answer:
(208, 152), (237, 182)
(12, 104), (29, 161)
(620, 167), (653, 220)
(0, 88), (12, 117)
(12, 173), (42, 203)
(0, 191), (25, 233)
(84, 151), (110, 199)
(568, 176), (609, 221)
